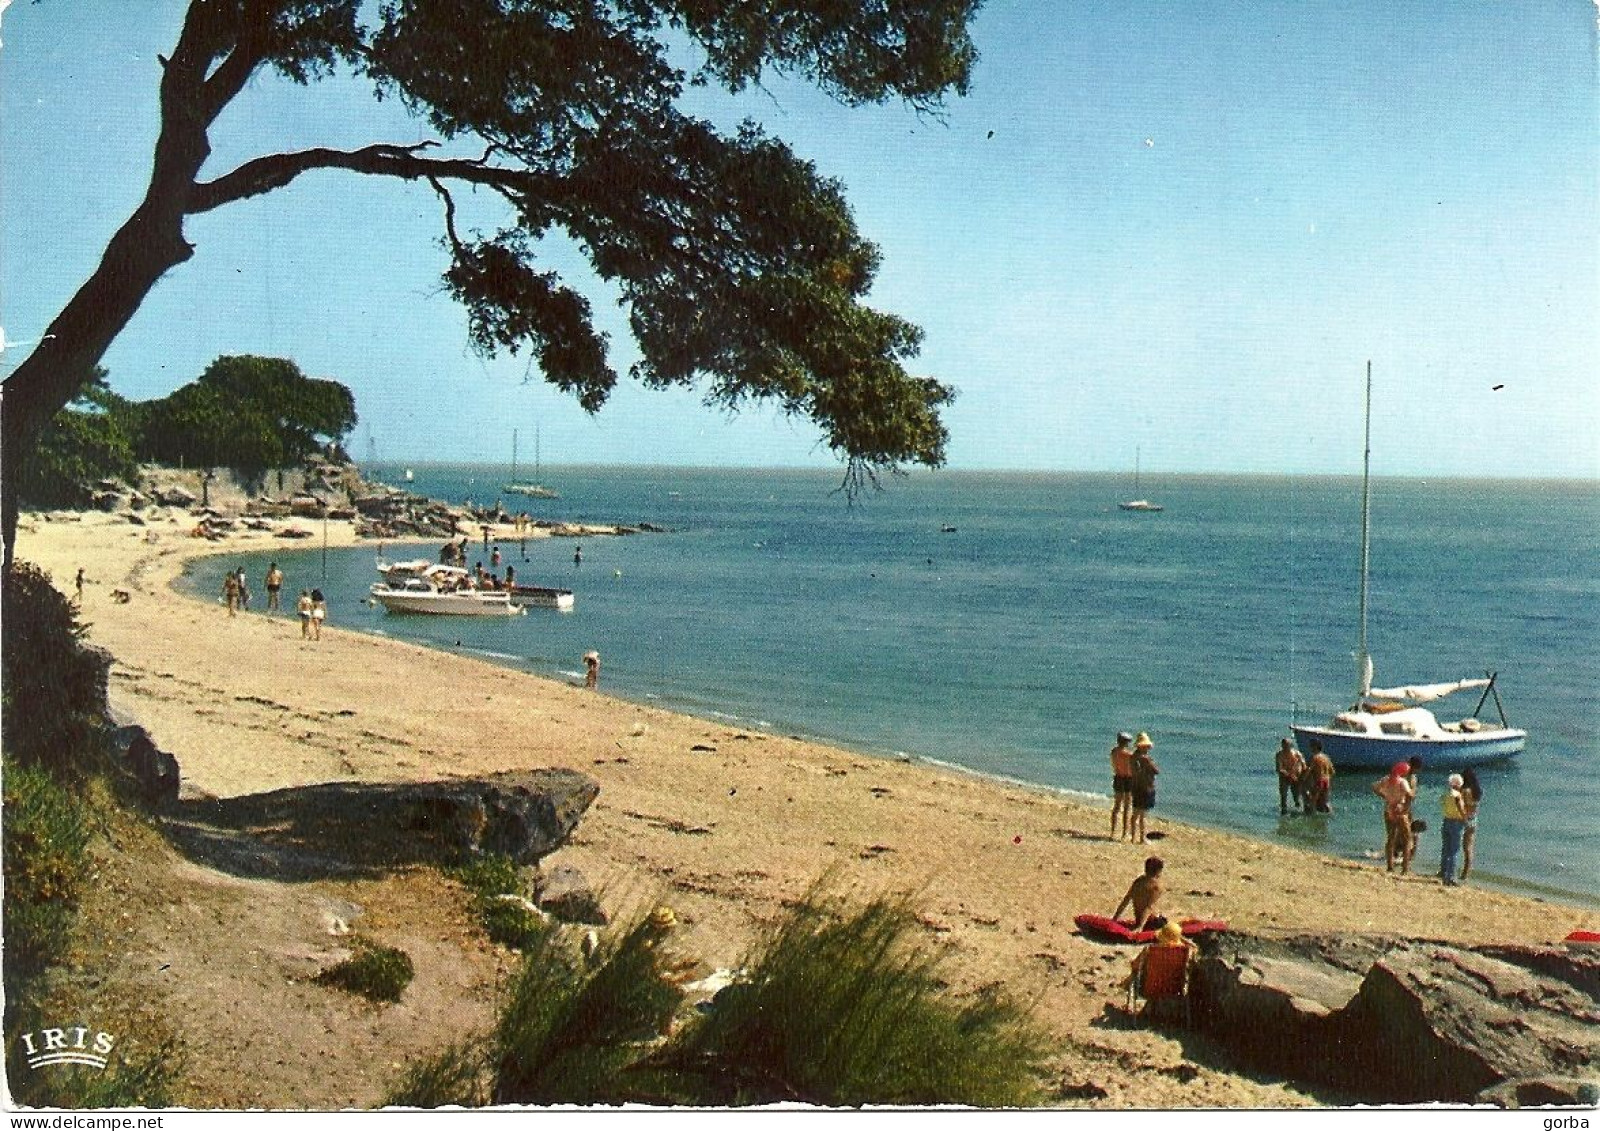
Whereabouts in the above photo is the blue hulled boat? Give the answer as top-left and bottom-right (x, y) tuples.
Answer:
(1290, 364), (1526, 772)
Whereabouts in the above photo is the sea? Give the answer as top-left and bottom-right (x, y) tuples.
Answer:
(182, 467), (1600, 908)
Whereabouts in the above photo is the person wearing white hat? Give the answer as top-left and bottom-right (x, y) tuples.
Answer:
(583, 650), (600, 689)
(1129, 733), (1159, 845)
(1439, 773), (1468, 886)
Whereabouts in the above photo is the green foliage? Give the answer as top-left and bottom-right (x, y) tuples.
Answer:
(648, 893), (1052, 1107)
(136, 355), (357, 490)
(450, 853), (551, 951)
(1, 761), (93, 1002)
(386, 1041), (490, 1109)
(1, 562), (113, 782)
(316, 938), (416, 1003)
(14, 371), (141, 509)
(491, 916), (684, 1106)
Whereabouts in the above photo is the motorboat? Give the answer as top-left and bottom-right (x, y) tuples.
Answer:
(369, 564), (523, 616)
(507, 584), (575, 611)
(1290, 364), (1525, 771)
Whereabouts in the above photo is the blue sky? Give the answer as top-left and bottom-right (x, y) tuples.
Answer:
(2, 1), (1596, 477)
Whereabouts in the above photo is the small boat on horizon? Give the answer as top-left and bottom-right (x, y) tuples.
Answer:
(502, 427), (559, 499)
(1118, 447), (1163, 512)
(1290, 363), (1525, 771)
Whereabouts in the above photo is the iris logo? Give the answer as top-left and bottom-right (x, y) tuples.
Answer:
(17, 1027), (116, 1070)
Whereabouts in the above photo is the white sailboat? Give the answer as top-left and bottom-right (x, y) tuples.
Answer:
(1118, 447), (1163, 512)
(503, 427), (558, 499)
(1290, 362), (1525, 770)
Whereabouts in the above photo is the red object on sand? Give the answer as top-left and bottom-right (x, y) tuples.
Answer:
(1562, 930), (1600, 948)
(1074, 914), (1227, 944)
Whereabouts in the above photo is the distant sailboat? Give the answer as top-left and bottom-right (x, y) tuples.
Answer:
(503, 427), (559, 499)
(1118, 447), (1163, 512)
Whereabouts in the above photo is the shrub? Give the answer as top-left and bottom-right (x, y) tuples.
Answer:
(386, 1041), (489, 1109)
(649, 892), (1053, 1107)
(451, 853), (550, 952)
(491, 916), (683, 1105)
(316, 939), (415, 1003)
(1, 760), (93, 1001)
(1, 562), (113, 782)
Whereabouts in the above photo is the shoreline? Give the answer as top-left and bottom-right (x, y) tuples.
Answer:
(173, 531), (1600, 913)
(13, 507), (1599, 1108)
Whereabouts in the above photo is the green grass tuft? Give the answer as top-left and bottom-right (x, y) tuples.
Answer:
(650, 892), (1053, 1106)
(316, 938), (415, 1003)
(386, 1041), (490, 1108)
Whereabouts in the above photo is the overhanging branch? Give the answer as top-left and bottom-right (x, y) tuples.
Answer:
(187, 142), (555, 214)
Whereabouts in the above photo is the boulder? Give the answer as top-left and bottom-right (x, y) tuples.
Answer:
(109, 724), (181, 809)
(407, 769), (600, 865)
(152, 485), (198, 507)
(1194, 933), (1600, 1105)
(536, 864), (608, 925)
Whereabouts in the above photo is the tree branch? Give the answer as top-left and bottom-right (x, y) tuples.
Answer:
(187, 142), (557, 214)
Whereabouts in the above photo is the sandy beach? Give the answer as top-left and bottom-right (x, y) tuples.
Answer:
(14, 508), (1597, 1109)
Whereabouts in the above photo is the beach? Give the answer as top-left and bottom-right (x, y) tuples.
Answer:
(15, 508), (1597, 1109)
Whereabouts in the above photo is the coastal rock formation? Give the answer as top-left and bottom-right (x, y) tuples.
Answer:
(1193, 932), (1599, 1105)
(407, 769), (601, 864)
(109, 724), (181, 809)
(535, 863), (608, 925)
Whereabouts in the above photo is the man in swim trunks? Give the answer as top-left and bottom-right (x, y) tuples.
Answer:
(1371, 761), (1414, 873)
(1113, 856), (1167, 932)
(1276, 738), (1306, 814)
(1303, 740), (1335, 813)
(1110, 731), (1136, 840)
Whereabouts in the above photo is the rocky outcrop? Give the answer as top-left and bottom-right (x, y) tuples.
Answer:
(405, 770), (600, 865)
(109, 724), (181, 809)
(1193, 932), (1599, 1105)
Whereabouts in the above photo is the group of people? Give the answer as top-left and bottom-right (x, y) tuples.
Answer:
(220, 561), (324, 639)
(1108, 731), (1160, 843)
(1371, 759), (1482, 885)
(1274, 737), (1336, 814)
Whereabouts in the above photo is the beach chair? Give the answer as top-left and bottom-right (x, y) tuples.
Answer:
(1125, 944), (1193, 1027)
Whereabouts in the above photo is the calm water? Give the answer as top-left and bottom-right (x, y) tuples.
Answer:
(185, 467), (1600, 906)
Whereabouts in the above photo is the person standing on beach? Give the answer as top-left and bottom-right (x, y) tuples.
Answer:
(1303, 740), (1335, 813)
(1276, 738), (1306, 814)
(74, 567), (85, 605)
(583, 651), (600, 689)
(1459, 768), (1483, 880)
(1113, 856), (1167, 932)
(1129, 733), (1159, 845)
(265, 563), (284, 611)
(223, 570), (240, 616)
(310, 588), (326, 641)
(1439, 773), (1468, 886)
(1109, 731), (1136, 840)
(237, 567), (251, 611)
(1371, 762), (1414, 873)
(1403, 755), (1425, 871)
(297, 590), (313, 638)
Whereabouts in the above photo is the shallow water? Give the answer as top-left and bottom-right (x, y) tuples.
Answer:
(187, 467), (1600, 907)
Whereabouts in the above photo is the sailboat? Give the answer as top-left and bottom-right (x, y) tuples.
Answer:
(1290, 363), (1525, 771)
(1118, 447), (1164, 512)
(502, 427), (559, 499)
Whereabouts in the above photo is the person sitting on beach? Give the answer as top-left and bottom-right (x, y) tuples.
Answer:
(1129, 733), (1159, 844)
(1303, 740), (1335, 813)
(1121, 920), (1196, 990)
(1371, 762), (1414, 873)
(1110, 731), (1136, 840)
(1276, 738), (1306, 814)
(1113, 856), (1167, 932)
(297, 589), (313, 638)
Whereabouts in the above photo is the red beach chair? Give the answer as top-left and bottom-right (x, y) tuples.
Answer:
(1125, 944), (1193, 1026)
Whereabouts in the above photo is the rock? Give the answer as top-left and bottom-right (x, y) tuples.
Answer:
(407, 769), (599, 865)
(536, 864), (608, 925)
(110, 724), (180, 809)
(152, 485), (197, 507)
(1194, 933), (1600, 1105)
(289, 495), (326, 517)
(1477, 1077), (1600, 1109)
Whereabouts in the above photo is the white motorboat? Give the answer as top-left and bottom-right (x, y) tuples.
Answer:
(1290, 363), (1525, 771)
(507, 584), (575, 611)
(369, 564), (523, 616)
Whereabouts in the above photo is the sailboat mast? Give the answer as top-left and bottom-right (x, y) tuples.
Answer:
(511, 429), (519, 480)
(1357, 361), (1373, 698)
